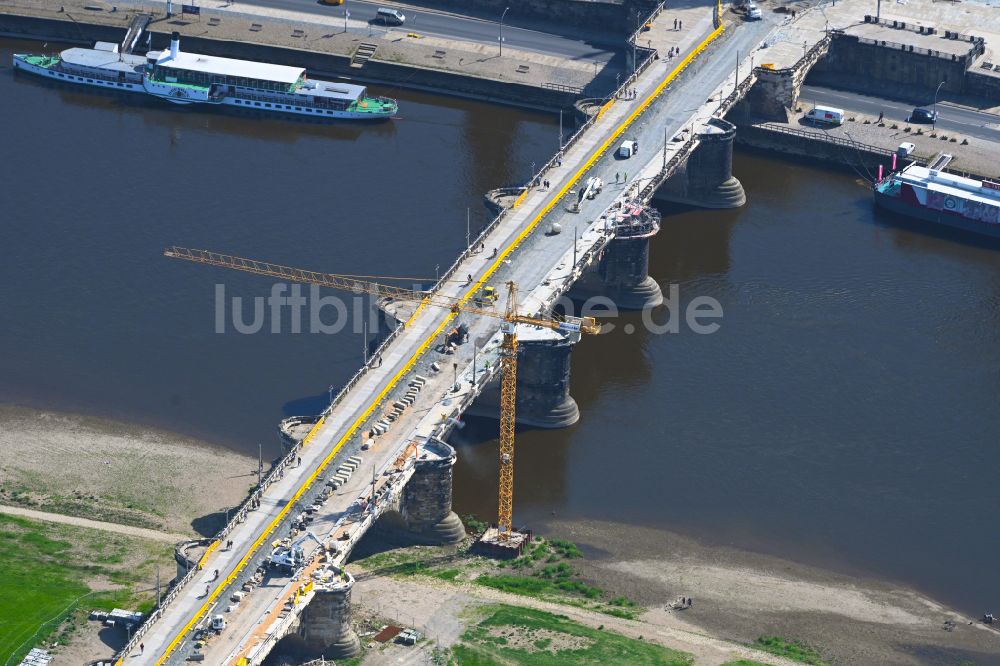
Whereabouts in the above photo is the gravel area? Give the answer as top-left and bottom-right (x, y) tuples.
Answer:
(0, 404), (257, 535)
(542, 518), (1000, 666)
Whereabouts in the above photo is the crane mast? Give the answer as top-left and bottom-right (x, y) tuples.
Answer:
(497, 283), (518, 538)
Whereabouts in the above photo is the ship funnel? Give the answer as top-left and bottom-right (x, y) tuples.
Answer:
(169, 32), (180, 59)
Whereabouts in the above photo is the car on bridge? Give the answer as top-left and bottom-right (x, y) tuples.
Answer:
(907, 107), (938, 124)
(475, 286), (499, 306)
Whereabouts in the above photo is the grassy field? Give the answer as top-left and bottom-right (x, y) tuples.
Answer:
(353, 537), (639, 619)
(452, 604), (693, 665)
(0, 514), (173, 665)
(752, 636), (827, 665)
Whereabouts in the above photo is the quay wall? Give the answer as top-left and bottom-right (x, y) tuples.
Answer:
(0, 11), (576, 110)
(398, 0), (652, 37)
(733, 123), (892, 174)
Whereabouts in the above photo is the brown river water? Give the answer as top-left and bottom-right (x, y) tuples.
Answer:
(1, 37), (998, 616)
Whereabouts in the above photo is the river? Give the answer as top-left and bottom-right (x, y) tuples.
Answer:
(1, 37), (997, 617)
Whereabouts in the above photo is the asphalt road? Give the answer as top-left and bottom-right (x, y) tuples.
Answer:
(236, 0), (620, 62)
(800, 84), (1000, 142)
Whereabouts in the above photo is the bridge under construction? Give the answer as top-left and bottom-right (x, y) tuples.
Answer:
(111, 2), (838, 663)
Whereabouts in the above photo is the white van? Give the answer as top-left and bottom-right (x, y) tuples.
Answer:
(618, 139), (638, 158)
(805, 105), (845, 126)
(376, 7), (405, 25)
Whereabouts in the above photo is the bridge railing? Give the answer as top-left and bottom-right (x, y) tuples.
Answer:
(715, 72), (758, 117)
(432, 2), (669, 298)
(638, 135), (698, 202)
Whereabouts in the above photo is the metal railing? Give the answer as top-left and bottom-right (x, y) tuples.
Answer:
(542, 81), (584, 94)
(755, 122), (894, 157)
(851, 34), (982, 62)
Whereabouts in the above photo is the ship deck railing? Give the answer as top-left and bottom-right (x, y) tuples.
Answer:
(18, 54), (60, 68)
(148, 76), (210, 92)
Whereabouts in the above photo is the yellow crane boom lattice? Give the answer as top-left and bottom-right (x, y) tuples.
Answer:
(163, 247), (599, 540)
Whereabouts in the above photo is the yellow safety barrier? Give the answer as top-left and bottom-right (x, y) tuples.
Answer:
(197, 539), (220, 570)
(152, 18), (726, 666)
(596, 98), (615, 121)
(301, 415), (326, 447)
(511, 189), (529, 209)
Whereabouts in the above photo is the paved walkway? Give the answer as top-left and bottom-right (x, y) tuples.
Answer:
(0, 504), (190, 543)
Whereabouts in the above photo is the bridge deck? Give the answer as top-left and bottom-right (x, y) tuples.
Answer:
(130, 5), (787, 665)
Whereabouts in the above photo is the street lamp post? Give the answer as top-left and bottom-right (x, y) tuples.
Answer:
(933, 80), (944, 131)
(499, 7), (510, 57)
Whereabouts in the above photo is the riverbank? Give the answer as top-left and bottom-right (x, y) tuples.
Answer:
(349, 520), (1000, 665)
(0, 404), (257, 535)
(540, 519), (1000, 665)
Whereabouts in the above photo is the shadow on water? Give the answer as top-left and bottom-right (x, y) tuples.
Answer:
(281, 392), (330, 418)
(871, 205), (1000, 255)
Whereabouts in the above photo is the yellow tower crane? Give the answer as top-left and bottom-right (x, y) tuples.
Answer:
(163, 247), (599, 540)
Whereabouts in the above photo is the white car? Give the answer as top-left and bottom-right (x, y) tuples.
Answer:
(746, 5), (762, 19)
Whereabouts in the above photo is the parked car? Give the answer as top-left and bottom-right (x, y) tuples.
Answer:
(804, 105), (845, 126)
(907, 107), (938, 123)
(746, 5), (763, 19)
(376, 7), (406, 25)
(618, 139), (639, 158)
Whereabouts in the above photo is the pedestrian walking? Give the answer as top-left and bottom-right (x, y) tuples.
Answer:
(623, 171), (628, 182)
(140, 643), (144, 655)
(297, 455), (301, 467)
(679, 19), (683, 30)
(877, 110), (884, 123)
(615, 172), (620, 184)
(673, 17), (678, 30)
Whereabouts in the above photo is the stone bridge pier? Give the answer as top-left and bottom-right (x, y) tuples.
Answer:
(295, 571), (361, 661)
(570, 203), (663, 310)
(376, 440), (466, 545)
(468, 327), (579, 428)
(655, 117), (746, 209)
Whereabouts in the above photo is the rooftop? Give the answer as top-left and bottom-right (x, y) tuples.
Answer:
(61, 46), (146, 73)
(896, 164), (1000, 206)
(301, 78), (367, 102)
(150, 47), (305, 85)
